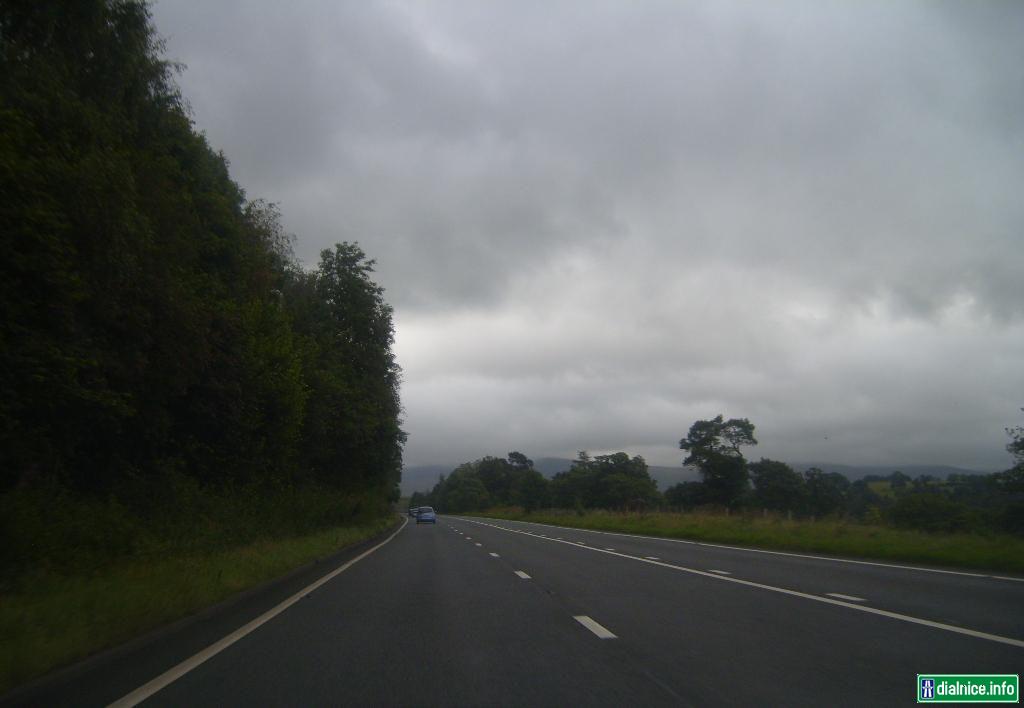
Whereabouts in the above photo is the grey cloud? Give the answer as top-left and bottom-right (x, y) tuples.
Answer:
(152, 0), (1024, 471)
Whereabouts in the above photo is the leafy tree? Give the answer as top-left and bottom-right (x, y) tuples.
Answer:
(476, 456), (514, 506)
(664, 481), (706, 509)
(679, 415), (757, 507)
(890, 493), (969, 533)
(549, 451), (658, 509)
(749, 458), (805, 513)
(803, 468), (850, 517)
(511, 468), (549, 513)
(1007, 408), (1024, 468)
(0, 0), (405, 521)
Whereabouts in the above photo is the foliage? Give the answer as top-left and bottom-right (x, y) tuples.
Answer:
(550, 452), (660, 510)
(679, 415), (757, 507)
(749, 458), (805, 513)
(802, 467), (850, 517)
(0, 0), (405, 584)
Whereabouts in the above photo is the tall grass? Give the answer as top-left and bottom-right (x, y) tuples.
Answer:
(0, 477), (396, 694)
(474, 508), (1024, 574)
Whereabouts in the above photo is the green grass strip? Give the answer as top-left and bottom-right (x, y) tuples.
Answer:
(0, 516), (396, 694)
(471, 509), (1024, 575)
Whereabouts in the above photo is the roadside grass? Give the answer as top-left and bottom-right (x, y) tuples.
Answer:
(470, 508), (1024, 574)
(0, 516), (395, 695)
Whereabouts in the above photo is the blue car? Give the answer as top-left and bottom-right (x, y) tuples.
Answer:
(416, 506), (437, 524)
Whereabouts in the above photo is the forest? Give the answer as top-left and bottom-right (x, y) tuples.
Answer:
(0, 0), (405, 581)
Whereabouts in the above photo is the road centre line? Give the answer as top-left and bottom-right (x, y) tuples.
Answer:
(479, 518), (1009, 581)
(574, 615), (617, 639)
(827, 593), (866, 602)
(455, 517), (1024, 650)
(109, 517), (409, 707)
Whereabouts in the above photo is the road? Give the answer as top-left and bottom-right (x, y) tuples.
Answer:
(11, 515), (1024, 706)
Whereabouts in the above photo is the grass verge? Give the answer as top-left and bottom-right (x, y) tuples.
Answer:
(0, 515), (396, 694)
(471, 508), (1024, 574)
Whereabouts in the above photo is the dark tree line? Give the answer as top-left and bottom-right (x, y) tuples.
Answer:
(665, 415), (1024, 535)
(414, 450), (661, 514)
(0, 0), (404, 528)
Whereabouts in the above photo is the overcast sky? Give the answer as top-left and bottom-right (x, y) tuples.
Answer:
(152, 0), (1023, 471)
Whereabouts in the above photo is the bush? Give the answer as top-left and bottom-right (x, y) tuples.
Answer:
(890, 493), (969, 533)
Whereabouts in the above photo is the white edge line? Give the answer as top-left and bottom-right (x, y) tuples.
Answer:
(827, 593), (866, 602)
(454, 517), (1024, 650)
(574, 615), (617, 639)
(469, 517), (1001, 580)
(107, 517), (409, 708)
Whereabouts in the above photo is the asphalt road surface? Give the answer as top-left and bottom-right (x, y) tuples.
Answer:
(13, 515), (1024, 707)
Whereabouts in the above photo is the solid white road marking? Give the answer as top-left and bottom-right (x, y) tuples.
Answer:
(454, 517), (1024, 650)
(827, 593), (866, 602)
(489, 552), (500, 557)
(645, 556), (660, 560)
(992, 576), (1024, 583)
(605, 548), (615, 551)
(477, 518), (996, 579)
(708, 569), (731, 575)
(574, 615), (617, 639)
(515, 570), (532, 579)
(108, 517), (409, 708)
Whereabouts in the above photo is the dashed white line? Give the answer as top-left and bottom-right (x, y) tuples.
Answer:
(475, 517), (998, 579)
(514, 570), (532, 580)
(454, 516), (1024, 650)
(827, 593), (866, 602)
(489, 552), (500, 557)
(708, 569), (731, 575)
(475, 543), (482, 547)
(574, 615), (617, 639)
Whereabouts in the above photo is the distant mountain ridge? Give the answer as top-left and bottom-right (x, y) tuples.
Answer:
(399, 458), (994, 495)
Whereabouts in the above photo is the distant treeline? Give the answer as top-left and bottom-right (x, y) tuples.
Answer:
(1, 1), (404, 575)
(414, 415), (1024, 536)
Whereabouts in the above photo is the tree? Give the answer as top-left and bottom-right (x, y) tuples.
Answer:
(750, 458), (805, 513)
(803, 468), (850, 517)
(511, 468), (549, 513)
(664, 481), (706, 509)
(476, 456), (514, 506)
(1007, 408), (1024, 468)
(679, 415), (757, 507)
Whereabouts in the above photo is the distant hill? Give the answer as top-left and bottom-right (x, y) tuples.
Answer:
(400, 458), (994, 495)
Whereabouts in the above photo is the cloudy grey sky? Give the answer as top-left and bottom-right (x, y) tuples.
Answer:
(151, 0), (1023, 471)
